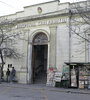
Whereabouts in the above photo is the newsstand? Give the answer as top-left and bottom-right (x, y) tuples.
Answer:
(65, 62), (90, 89)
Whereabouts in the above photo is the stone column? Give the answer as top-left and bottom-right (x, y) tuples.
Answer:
(49, 26), (57, 68)
(27, 43), (32, 84)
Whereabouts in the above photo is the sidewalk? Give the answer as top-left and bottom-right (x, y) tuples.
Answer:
(0, 82), (90, 95)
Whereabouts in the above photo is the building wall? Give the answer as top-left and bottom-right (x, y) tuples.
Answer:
(70, 15), (90, 62)
(56, 23), (69, 72)
(2, 1), (88, 84)
(2, 1), (70, 84)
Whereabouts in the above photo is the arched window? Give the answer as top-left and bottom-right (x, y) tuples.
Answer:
(33, 33), (48, 45)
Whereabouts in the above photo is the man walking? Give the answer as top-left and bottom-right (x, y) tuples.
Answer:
(6, 67), (10, 82)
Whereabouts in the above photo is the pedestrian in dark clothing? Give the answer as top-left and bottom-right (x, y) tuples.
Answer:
(1, 67), (4, 81)
(6, 68), (10, 82)
(10, 67), (16, 82)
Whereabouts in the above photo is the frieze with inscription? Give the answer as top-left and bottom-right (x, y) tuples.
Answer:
(16, 18), (68, 28)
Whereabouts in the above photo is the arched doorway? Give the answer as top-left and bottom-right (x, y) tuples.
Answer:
(31, 33), (48, 84)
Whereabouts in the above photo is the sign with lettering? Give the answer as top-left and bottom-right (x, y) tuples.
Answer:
(53, 72), (62, 82)
(16, 18), (68, 28)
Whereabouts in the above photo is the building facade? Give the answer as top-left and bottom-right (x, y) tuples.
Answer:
(1, 1), (90, 87)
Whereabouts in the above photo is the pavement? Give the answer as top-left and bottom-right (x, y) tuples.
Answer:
(0, 82), (90, 95)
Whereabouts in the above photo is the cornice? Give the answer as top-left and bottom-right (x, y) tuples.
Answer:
(14, 9), (69, 23)
(24, 0), (58, 8)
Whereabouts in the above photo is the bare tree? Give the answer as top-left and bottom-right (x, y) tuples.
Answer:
(70, 0), (90, 57)
(0, 17), (26, 82)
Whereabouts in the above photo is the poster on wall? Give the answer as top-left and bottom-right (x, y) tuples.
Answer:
(79, 81), (84, 88)
(71, 68), (77, 87)
(47, 68), (56, 86)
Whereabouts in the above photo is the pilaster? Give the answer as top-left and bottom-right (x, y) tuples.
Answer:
(49, 26), (57, 68)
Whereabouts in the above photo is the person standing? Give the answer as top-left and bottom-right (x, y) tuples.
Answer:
(10, 67), (16, 82)
(6, 67), (10, 82)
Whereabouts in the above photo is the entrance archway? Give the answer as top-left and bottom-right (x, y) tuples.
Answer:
(31, 33), (48, 84)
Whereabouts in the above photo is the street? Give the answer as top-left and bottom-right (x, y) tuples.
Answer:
(0, 83), (90, 100)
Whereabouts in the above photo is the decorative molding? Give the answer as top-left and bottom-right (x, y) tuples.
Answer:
(15, 9), (69, 23)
